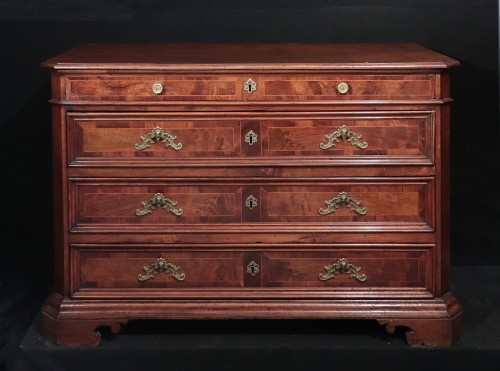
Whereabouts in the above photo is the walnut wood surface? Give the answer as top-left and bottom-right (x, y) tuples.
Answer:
(72, 247), (430, 295)
(62, 73), (435, 102)
(40, 43), (462, 346)
(41, 43), (459, 70)
(67, 112), (434, 163)
(70, 180), (432, 228)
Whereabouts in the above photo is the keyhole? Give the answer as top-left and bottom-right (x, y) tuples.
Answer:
(245, 130), (258, 146)
(244, 78), (256, 93)
(247, 261), (260, 276)
(245, 195), (258, 210)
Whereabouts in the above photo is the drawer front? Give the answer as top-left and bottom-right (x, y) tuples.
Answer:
(71, 182), (243, 226)
(260, 113), (433, 160)
(262, 250), (430, 288)
(68, 112), (434, 165)
(63, 74), (434, 102)
(259, 181), (433, 225)
(68, 114), (242, 162)
(70, 179), (433, 231)
(262, 74), (435, 100)
(71, 246), (432, 298)
(73, 248), (247, 294)
(65, 74), (242, 101)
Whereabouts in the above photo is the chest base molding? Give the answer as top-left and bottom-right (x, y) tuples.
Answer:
(42, 292), (462, 346)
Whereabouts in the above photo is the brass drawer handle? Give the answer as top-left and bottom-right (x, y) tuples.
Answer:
(137, 258), (186, 282)
(243, 78), (257, 93)
(336, 82), (349, 94)
(318, 258), (367, 282)
(319, 125), (368, 150)
(136, 193), (183, 217)
(319, 191), (367, 216)
(134, 127), (182, 151)
(152, 82), (164, 94)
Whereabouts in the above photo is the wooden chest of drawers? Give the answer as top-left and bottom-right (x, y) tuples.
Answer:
(41, 43), (462, 346)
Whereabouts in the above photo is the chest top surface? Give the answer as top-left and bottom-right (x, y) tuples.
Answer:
(41, 43), (459, 71)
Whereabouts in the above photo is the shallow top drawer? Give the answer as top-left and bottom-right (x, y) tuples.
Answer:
(63, 74), (242, 102)
(261, 74), (435, 101)
(61, 73), (436, 102)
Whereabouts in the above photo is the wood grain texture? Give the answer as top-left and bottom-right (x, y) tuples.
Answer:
(68, 179), (433, 229)
(41, 43), (460, 71)
(61, 73), (435, 102)
(70, 245), (432, 297)
(41, 43), (462, 346)
(66, 111), (434, 165)
(41, 290), (462, 346)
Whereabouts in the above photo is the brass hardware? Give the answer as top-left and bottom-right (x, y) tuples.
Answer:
(319, 125), (368, 150)
(337, 82), (349, 94)
(318, 258), (367, 282)
(134, 127), (182, 151)
(152, 82), (164, 94)
(137, 258), (186, 282)
(245, 195), (258, 210)
(247, 261), (260, 276)
(319, 191), (367, 216)
(244, 130), (258, 146)
(243, 78), (257, 93)
(136, 193), (183, 217)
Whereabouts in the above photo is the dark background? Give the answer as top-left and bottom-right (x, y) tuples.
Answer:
(0, 0), (498, 368)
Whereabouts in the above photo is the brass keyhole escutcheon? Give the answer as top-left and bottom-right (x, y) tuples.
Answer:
(243, 78), (257, 93)
(245, 195), (258, 210)
(245, 130), (258, 146)
(247, 261), (260, 276)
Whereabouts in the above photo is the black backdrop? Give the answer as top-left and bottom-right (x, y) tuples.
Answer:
(0, 0), (498, 288)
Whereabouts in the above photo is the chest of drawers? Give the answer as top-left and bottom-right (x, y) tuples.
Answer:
(40, 43), (462, 346)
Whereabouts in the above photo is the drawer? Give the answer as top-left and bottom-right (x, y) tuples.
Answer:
(70, 179), (434, 231)
(67, 111), (434, 166)
(71, 182), (243, 226)
(71, 245), (432, 298)
(72, 248), (248, 294)
(261, 74), (435, 101)
(261, 250), (430, 289)
(68, 113), (242, 162)
(258, 182), (433, 225)
(260, 113), (433, 160)
(64, 74), (242, 101)
(62, 73), (435, 102)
